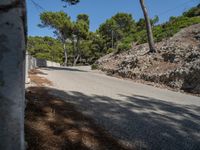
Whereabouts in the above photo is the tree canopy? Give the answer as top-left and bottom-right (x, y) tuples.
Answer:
(39, 11), (74, 65)
(98, 13), (136, 50)
(39, 11), (73, 40)
(62, 0), (80, 5)
(27, 36), (63, 63)
(29, 4), (200, 65)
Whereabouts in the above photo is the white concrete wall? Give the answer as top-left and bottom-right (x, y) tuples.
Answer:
(46, 60), (61, 67)
(26, 54), (61, 72)
(0, 0), (26, 149)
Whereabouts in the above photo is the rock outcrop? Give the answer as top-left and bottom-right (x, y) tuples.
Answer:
(96, 24), (200, 94)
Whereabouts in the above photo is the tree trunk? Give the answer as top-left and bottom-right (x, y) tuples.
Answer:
(72, 37), (77, 66)
(139, 0), (156, 53)
(111, 30), (114, 49)
(63, 42), (68, 66)
(0, 0), (26, 149)
(73, 54), (80, 66)
(73, 38), (80, 66)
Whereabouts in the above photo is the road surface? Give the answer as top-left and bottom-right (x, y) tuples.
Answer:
(39, 66), (200, 150)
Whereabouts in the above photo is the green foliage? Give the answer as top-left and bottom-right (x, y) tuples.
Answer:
(71, 14), (90, 65)
(34, 4), (200, 66)
(27, 36), (64, 63)
(123, 16), (200, 46)
(118, 5), (200, 51)
(98, 14), (159, 54)
(77, 14), (90, 25)
(73, 32), (105, 64)
(73, 14), (89, 40)
(152, 15), (159, 26)
(39, 11), (73, 40)
(107, 48), (115, 54)
(183, 4), (200, 17)
(112, 13), (136, 34)
(153, 16), (200, 42)
(62, 0), (80, 5)
(88, 32), (106, 59)
(39, 12), (91, 66)
(136, 16), (159, 31)
(117, 42), (132, 53)
(91, 64), (98, 70)
(99, 13), (136, 51)
(136, 18), (146, 31)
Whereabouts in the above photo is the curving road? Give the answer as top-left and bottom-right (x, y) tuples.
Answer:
(39, 66), (200, 150)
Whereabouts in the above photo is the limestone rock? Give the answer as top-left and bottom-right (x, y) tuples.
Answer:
(96, 24), (200, 94)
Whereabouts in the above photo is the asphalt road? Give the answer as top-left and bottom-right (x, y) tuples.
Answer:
(39, 66), (200, 150)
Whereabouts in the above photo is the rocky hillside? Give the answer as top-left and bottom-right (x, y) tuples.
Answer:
(96, 24), (200, 94)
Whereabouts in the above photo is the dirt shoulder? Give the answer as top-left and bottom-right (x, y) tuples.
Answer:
(28, 69), (53, 86)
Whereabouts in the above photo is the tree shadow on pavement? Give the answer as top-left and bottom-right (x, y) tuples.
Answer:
(25, 87), (131, 150)
(41, 67), (88, 72)
(48, 88), (200, 150)
(26, 86), (200, 150)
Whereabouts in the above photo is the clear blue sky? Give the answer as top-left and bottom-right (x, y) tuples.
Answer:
(27, 0), (199, 37)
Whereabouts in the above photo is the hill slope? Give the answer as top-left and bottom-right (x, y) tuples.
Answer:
(96, 24), (200, 94)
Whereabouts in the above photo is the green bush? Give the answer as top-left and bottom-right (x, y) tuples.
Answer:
(153, 16), (200, 42)
(183, 4), (200, 17)
(117, 42), (131, 53)
(133, 16), (200, 44)
(91, 64), (99, 70)
(107, 48), (115, 54)
(113, 15), (200, 55)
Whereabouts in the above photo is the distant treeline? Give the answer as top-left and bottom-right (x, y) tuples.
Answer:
(27, 4), (200, 65)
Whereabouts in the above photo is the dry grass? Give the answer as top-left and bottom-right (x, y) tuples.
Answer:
(25, 87), (132, 150)
(29, 69), (52, 86)
(29, 69), (46, 75)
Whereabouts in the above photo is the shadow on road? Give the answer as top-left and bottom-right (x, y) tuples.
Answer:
(27, 86), (200, 150)
(29, 69), (48, 75)
(25, 87), (130, 150)
(41, 66), (88, 72)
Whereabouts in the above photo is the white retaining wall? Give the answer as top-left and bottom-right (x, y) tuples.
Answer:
(25, 53), (61, 83)
(26, 53), (60, 70)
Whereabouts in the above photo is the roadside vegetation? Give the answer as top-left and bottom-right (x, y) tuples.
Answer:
(27, 4), (200, 65)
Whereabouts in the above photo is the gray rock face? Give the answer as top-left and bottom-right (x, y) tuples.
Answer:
(180, 60), (200, 93)
(96, 24), (200, 94)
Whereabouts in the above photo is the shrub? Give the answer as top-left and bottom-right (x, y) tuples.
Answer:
(91, 64), (99, 70)
(183, 5), (200, 17)
(117, 42), (131, 53)
(133, 16), (200, 44)
(106, 48), (116, 54)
